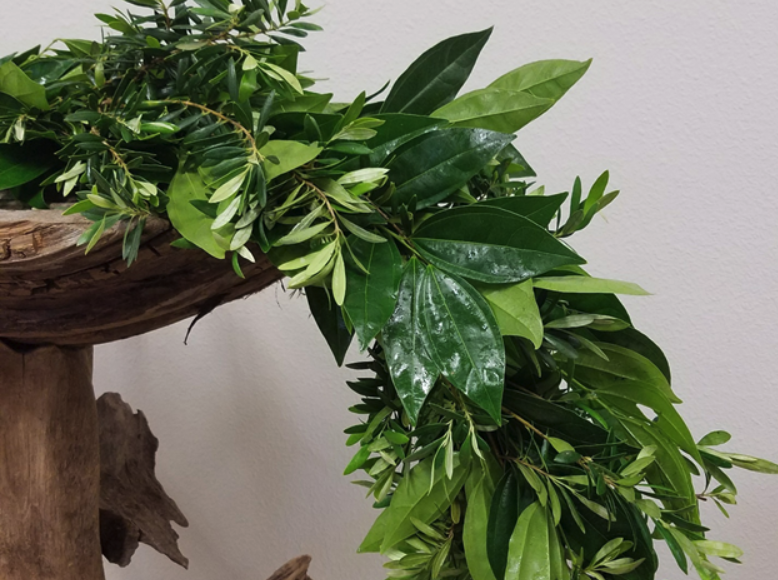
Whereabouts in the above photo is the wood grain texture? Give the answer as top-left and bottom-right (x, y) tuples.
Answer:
(0, 341), (104, 580)
(0, 210), (284, 345)
(97, 392), (189, 569)
(266, 556), (313, 580)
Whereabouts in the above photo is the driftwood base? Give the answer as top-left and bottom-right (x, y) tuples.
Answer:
(0, 341), (314, 579)
(0, 341), (104, 580)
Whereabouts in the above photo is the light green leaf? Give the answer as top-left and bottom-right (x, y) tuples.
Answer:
(505, 503), (552, 580)
(432, 89), (553, 133)
(370, 453), (469, 553)
(0, 61), (49, 110)
(332, 250), (347, 306)
(260, 141), (322, 181)
(533, 276), (649, 296)
(489, 59), (592, 101)
(463, 473), (498, 580)
(262, 62), (303, 94)
(694, 540), (744, 560)
(167, 169), (225, 259)
(480, 281), (543, 348)
(698, 431), (732, 447)
(210, 170), (247, 203)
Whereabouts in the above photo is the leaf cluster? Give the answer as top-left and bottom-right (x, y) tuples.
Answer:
(0, 4), (775, 580)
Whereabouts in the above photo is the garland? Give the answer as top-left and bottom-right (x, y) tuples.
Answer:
(0, 2), (775, 579)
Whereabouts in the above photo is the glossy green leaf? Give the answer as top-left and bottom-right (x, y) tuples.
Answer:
(487, 469), (520, 580)
(382, 258), (440, 424)
(479, 193), (568, 227)
(420, 266), (505, 422)
(167, 169), (225, 259)
(480, 281), (543, 348)
(533, 276), (649, 296)
(414, 206), (585, 284)
(464, 472), (498, 580)
(343, 237), (403, 350)
(433, 89), (553, 133)
(306, 286), (353, 366)
(0, 61), (49, 110)
(489, 59), (592, 101)
(382, 28), (492, 115)
(0, 142), (56, 190)
(505, 503), (551, 580)
(260, 140), (322, 181)
(390, 128), (514, 208)
(366, 114), (446, 165)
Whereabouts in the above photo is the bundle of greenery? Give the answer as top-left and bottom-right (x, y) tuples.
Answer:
(0, 1), (774, 579)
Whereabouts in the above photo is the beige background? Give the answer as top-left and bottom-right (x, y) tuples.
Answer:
(3, 1), (778, 578)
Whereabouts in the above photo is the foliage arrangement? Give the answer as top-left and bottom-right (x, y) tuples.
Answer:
(0, 1), (775, 579)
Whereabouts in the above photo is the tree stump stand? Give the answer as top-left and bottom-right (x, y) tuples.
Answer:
(0, 210), (302, 579)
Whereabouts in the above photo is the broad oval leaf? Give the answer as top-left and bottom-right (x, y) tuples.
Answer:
(382, 28), (493, 115)
(414, 206), (585, 283)
(382, 258), (440, 424)
(343, 237), (404, 350)
(167, 169), (225, 258)
(432, 89), (554, 133)
(489, 59), (592, 101)
(480, 281), (544, 348)
(260, 140), (322, 181)
(390, 128), (514, 208)
(0, 61), (49, 111)
(420, 266), (505, 422)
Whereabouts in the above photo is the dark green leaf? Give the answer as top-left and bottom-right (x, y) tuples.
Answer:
(420, 266), (505, 422)
(0, 142), (57, 190)
(343, 237), (404, 350)
(382, 28), (493, 115)
(382, 258), (440, 424)
(306, 286), (353, 366)
(479, 193), (568, 227)
(390, 128), (514, 208)
(487, 469), (520, 580)
(414, 206), (585, 284)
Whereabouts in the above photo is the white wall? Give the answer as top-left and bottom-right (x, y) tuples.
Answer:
(3, 1), (778, 578)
